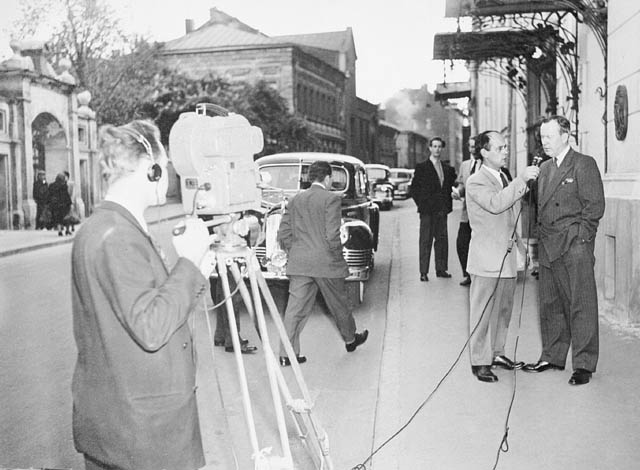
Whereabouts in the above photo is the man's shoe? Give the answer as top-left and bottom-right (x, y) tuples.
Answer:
(346, 330), (369, 352)
(436, 271), (452, 278)
(279, 355), (307, 367)
(459, 276), (471, 286)
(216, 338), (249, 347)
(472, 365), (498, 383)
(420, 273), (429, 282)
(568, 368), (592, 386)
(225, 343), (258, 354)
(492, 355), (524, 370)
(522, 360), (564, 373)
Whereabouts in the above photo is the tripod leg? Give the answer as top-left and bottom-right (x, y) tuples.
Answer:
(228, 262), (261, 342)
(244, 250), (293, 467)
(216, 253), (261, 459)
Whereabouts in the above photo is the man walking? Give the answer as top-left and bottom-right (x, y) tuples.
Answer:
(523, 116), (605, 386)
(466, 131), (539, 382)
(411, 137), (457, 281)
(453, 136), (480, 286)
(277, 160), (368, 366)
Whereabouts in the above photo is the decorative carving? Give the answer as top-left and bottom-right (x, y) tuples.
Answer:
(614, 85), (628, 141)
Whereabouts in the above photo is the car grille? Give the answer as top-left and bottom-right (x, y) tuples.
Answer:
(254, 246), (371, 269)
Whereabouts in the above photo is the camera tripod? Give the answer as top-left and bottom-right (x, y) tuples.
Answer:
(206, 231), (333, 470)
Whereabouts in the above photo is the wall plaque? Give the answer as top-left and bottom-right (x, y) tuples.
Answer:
(614, 84), (628, 141)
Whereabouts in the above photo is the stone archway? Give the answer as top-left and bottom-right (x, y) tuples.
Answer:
(32, 112), (68, 182)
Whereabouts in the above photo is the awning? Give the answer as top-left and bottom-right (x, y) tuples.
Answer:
(434, 82), (471, 100)
(445, 0), (567, 18)
(433, 29), (555, 61)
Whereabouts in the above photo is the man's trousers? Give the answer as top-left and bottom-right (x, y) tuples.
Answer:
(280, 275), (356, 356)
(419, 212), (448, 274)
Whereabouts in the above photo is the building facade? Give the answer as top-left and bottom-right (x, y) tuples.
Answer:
(0, 41), (97, 230)
(160, 8), (378, 158)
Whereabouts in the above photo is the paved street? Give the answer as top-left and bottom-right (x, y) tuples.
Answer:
(1, 200), (640, 469)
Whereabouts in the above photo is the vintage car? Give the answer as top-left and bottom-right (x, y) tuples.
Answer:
(364, 163), (394, 210)
(254, 152), (380, 302)
(389, 168), (414, 199)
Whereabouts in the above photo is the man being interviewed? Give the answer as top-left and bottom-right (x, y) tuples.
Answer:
(277, 160), (368, 366)
(466, 131), (539, 382)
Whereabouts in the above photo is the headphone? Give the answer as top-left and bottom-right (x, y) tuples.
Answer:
(121, 127), (162, 182)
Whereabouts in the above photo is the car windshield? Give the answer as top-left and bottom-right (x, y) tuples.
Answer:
(367, 168), (388, 181)
(391, 171), (411, 180)
(260, 164), (348, 192)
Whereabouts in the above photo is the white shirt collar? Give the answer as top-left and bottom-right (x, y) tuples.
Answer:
(555, 145), (571, 166)
(482, 165), (504, 185)
(311, 181), (327, 189)
(429, 155), (440, 166)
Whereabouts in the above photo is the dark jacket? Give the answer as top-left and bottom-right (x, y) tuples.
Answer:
(410, 159), (457, 215)
(277, 183), (349, 278)
(33, 179), (49, 206)
(71, 201), (207, 470)
(537, 149), (605, 266)
(48, 178), (72, 224)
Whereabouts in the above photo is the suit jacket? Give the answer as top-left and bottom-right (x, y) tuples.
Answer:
(71, 201), (207, 470)
(410, 158), (457, 215)
(455, 158), (480, 223)
(466, 167), (528, 278)
(537, 148), (605, 266)
(277, 183), (349, 278)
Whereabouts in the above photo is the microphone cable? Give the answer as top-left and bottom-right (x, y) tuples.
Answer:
(351, 210), (518, 470)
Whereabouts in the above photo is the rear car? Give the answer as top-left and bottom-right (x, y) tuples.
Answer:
(389, 168), (414, 199)
(364, 164), (394, 210)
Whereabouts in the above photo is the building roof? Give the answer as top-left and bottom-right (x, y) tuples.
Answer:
(163, 23), (277, 51)
(274, 29), (355, 56)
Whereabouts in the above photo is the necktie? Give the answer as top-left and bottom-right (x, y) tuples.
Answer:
(435, 161), (443, 185)
(548, 157), (558, 182)
(499, 172), (509, 188)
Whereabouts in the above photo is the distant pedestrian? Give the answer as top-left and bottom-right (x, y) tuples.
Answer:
(453, 136), (480, 286)
(410, 137), (457, 281)
(33, 170), (49, 229)
(523, 115), (605, 386)
(465, 130), (539, 382)
(277, 160), (368, 366)
(47, 172), (72, 236)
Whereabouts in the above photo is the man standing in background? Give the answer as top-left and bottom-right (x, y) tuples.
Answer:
(453, 136), (480, 286)
(411, 137), (457, 281)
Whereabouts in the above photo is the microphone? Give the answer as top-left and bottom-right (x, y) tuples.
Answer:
(532, 156), (543, 167)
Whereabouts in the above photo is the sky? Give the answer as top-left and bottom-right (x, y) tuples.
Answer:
(0, 0), (470, 105)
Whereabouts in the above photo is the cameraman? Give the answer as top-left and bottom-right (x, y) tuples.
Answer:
(71, 120), (212, 470)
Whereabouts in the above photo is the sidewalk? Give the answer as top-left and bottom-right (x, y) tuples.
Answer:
(0, 201), (186, 258)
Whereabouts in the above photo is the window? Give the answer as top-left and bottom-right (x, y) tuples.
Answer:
(0, 109), (6, 133)
(78, 125), (87, 144)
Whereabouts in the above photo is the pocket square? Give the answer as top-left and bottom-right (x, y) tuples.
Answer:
(562, 178), (574, 185)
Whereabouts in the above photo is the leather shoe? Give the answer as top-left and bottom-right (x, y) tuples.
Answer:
(459, 276), (471, 286)
(346, 330), (369, 352)
(420, 273), (429, 282)
(472, 365), (498, 382)
(279, 355), (307, 367)
(522, 360), (564, 373)
(225, 343), (258, 354)
(436, 271), (452, 278)
(216, 338), (249, 347)
(568, 368), (592, 385)
(492, 355), (524, 370)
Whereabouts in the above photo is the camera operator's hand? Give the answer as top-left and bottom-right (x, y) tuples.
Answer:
(172, 218), (210, 273)
(518, 165), (540, 183)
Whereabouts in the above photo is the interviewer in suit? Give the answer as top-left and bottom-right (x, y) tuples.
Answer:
(277, 160), (368, 366)
(523, 116), (605, 386)
(411, 137), (457, 281)
(71, 120), (213, 470)
(466, 131), (540, 382)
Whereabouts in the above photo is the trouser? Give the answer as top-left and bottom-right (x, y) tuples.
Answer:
(280, 275), (356, 356)
(538, 240), (599, 372)
(419, 212), (448, 274)
(469, 275), (516, 366)
(456, 221), (472, 277)
(209, 274), (242, 347)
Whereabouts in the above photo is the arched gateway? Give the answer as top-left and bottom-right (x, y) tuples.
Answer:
(0, 40), (98, 230)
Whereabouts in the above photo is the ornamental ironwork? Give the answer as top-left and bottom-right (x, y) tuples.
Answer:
(614, 85), (628, 141)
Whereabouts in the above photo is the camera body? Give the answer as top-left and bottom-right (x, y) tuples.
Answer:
(169, 107), (264, 215)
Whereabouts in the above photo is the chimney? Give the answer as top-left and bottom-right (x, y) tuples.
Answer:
(185, 19), (194, 34)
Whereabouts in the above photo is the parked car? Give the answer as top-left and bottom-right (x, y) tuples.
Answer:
(364, 163), (394, 210)
(254, 152), (380, 303)
(389, 168), (414, 199)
